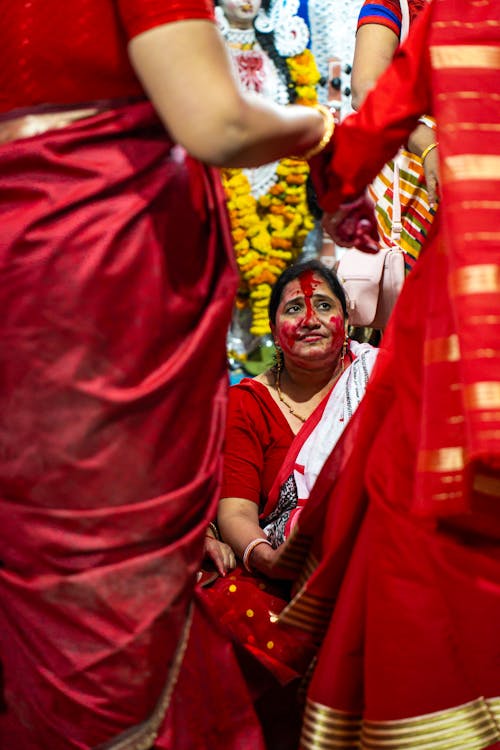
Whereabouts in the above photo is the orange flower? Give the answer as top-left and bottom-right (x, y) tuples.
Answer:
(271, 237), (293, 250)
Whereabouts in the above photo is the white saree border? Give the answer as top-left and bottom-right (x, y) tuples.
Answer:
(300, 697), (500, 750)
(94, 603), (194, 750)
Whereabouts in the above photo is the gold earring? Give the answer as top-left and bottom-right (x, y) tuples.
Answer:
(273, 343), (283, 374)
(340, 334), (348, 367)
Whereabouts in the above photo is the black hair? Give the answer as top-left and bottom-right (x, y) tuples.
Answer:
(305, 176), (323, 221)
(254, 31), (296, 104)
(214, 0), (296, 102)
(269, 259), (348, 325)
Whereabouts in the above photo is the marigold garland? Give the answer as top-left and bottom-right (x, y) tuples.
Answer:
(222, 48), (320, 337)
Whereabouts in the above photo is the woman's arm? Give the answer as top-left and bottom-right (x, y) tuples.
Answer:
(349, 15), (440, 208)
(128, 19), (325, 167)
(218, 497), (281, 577)
(314, 3), (433, 213)
(351, 24), (399, 111)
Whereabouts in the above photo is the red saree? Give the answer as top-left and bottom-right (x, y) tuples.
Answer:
(278, 1), (500, 746)
(0, 101), (263, 750)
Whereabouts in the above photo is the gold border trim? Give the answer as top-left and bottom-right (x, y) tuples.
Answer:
(280, 589), (333, 638)
(293, 551), (320, 591)
(417, 446), (464, 473)
(361, 697), (500, 749)
(450, 264), (500, 296)
(301, 700), (362, 750)
(430, 45), (500, 70)
(300, 697), (500, 750)
(444, 155), (500, 183)
(464, 381), (500, 411)
(94, 603), (194, 750)
(424, 335), (460, 365)
(279, 538), (314, 571)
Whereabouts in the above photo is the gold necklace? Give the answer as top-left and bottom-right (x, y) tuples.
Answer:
(275, 353), (347, 425)
(275, 369), (307, 423)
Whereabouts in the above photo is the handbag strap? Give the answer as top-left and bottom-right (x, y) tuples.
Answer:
(391, 157), (403, 242)
(390, 0), (410, 244)
(400, 0), (410, 41)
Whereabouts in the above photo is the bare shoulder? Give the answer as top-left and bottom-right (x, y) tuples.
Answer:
(254, 370), (275, 388)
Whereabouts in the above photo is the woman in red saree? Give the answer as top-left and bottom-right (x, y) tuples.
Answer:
(276, 0), (500, 746)
(0, 2), (335, 749)
(200, 260), (377, 747)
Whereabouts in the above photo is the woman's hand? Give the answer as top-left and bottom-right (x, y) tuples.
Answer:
(408, 122), (440, 208)
(204, 534), (236, 577)
(247, 540), (282, 579)
(322, 193), (379, 252)
(421, 146), (440, 208)
(218, 497), (294, 580)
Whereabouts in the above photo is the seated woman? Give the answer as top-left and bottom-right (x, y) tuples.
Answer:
(199, 259), (377, 746)
(201, 260), (377, 697)
(218, 258), (378, 577)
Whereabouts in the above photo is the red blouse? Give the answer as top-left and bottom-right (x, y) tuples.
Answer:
(221, 379), (294, 512)
(0, 0), (214, 115)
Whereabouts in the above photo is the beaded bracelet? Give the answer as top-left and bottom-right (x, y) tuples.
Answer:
(291, 103), (335, 161)
(242, 537), (272, 573)
(421, 142), (438, 163)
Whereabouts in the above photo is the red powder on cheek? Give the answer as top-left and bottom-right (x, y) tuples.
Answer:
(329, 314), (344, 350)
(278, 320), (299, 352)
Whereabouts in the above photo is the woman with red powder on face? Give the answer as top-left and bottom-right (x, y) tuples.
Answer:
(218, 259), (377, 578)
(199, 261), (377, 739)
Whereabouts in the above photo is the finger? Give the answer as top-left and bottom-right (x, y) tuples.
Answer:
(214, 554), (227, 577)
(427, 176), (438, 209)
(227, 551), (237, 571)
(222, 547), (237, 573)
(354, 234), (379, 253)
(206, 541), (227, 576)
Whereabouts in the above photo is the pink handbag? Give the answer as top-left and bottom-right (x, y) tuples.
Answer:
(337, 152), (406, 330)
(336, 244), (405, 329)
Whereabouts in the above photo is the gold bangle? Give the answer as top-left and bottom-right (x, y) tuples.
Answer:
(206, 521), (220, 540)
(291, 103), (335, 161)
(421, 142), (438, 162)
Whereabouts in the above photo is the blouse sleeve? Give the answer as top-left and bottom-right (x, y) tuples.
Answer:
(357, 0), (403, 38)
(220, 386), (267, 506)
(356, 0), (427, 38)
(117, 0), (214, 40)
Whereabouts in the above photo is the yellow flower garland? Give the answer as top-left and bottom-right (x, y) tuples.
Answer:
(221, 48), (321, 337)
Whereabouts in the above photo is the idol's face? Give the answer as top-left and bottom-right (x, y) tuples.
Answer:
(220, 0), (262, 29)
(272, 271), (346, 370)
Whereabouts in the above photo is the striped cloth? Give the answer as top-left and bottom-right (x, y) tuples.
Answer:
(368, 147), (436, 272)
